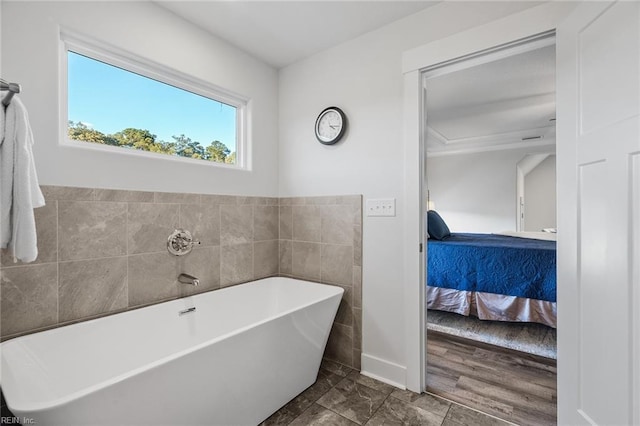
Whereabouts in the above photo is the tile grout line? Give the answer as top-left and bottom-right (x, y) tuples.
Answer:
(252, 205), (256, 280)
(55, 199), (60, 327)
(441, 401), (453, 426)
(125, 202), (130, 309)
(277, 198), (281, 276)
(218, 204), (222, 287)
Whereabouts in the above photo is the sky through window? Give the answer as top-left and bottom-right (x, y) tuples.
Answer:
(67, 51), (237, 163)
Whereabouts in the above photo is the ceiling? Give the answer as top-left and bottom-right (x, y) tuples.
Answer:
(155, 1), (439, 69)
(425, 43), (556, 155)
(154, 1), (554, 157)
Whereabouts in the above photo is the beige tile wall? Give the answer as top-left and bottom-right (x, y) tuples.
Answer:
(0, 187), (363, 371)
(0, 186), (279, 340)
(279, 195), (363, 370)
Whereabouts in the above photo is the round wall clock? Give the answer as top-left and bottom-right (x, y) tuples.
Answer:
(315, 106), (347, 145)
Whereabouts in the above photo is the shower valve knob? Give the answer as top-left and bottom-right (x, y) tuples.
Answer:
(167, 229), (199, 256)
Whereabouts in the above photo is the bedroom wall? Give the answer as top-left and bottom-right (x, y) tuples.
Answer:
(278, 1), (547, 384)
(427, 146), (555, 234)
(525, 155), (557, 231)
(0, 1), (279, 196)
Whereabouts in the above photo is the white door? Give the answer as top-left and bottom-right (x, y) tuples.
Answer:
(557, 2), (639, 425)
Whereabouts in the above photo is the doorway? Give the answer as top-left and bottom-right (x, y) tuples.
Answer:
(403, 3), (639, 424)
(421, 34), (558, 425)
(517, 153), (557, 233)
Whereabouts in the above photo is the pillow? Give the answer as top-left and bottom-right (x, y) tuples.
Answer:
(427, 210), (451, 240)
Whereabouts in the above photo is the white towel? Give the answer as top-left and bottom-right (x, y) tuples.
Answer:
(0, 96), (45, 262)
(0, 102), (4, 144)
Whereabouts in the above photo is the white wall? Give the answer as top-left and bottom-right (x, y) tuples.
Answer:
(1, 1), (279, 196)
(278, 1), (545, 382)
(525, 155), (556, 231)
(427, 147), (554, 234)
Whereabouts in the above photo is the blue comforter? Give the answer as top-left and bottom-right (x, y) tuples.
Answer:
(427, 233), (556, 302)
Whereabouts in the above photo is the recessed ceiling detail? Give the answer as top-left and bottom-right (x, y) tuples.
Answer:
(425, 44), (556, 155)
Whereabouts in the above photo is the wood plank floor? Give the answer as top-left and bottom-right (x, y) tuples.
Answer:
(427, 331), (557, 426)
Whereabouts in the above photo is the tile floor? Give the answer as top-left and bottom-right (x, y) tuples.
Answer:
(261, 359), (513, 426)
(1, 359), (512, 426)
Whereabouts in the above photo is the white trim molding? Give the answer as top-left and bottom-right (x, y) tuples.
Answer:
(402, 2), (576, 74)
(361, 353), (408, 390)
(402, 69), (426, 393)
(59, 28), (250, 170)
(401, 0), (577, 398)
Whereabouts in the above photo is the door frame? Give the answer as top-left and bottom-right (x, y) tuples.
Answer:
(401, 1), (578, 394)
(516, 153), (555, 232)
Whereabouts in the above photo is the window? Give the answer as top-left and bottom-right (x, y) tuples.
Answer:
(62, 32), (247, 167)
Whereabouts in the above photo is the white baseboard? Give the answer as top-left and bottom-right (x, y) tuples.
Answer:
(360, 353), (407, 389)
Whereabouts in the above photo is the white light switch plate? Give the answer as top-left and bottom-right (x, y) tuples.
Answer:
(366, 198), (396, 217)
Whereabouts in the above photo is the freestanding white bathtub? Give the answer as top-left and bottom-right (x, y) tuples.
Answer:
(0, 277), (343, 425)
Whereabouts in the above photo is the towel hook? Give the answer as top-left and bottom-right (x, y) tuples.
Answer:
(1, 79), (21, 107)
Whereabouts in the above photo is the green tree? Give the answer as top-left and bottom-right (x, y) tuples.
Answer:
(172, 134), (206, 159)
(206, 140), (230, 163)
(225, 151), (236, 165)
(68, 121), (117, 145)
(113, 128), (173, 154)
(69, 122), (235, 164)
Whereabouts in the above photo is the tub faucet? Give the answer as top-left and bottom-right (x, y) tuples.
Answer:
(178, 273), (199, 286)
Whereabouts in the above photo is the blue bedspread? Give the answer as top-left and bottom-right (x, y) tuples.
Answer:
(427, 233), (556, 302)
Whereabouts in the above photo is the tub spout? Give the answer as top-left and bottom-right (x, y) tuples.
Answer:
(178, 273), (199, 286)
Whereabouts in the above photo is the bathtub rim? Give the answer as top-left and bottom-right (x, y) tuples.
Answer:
(0, 276), (344, 414)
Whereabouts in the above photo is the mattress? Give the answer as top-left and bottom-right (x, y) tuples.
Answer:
(427, 233), (556, 303)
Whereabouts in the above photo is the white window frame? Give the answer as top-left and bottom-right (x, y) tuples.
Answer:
(59, 29), (249, 169)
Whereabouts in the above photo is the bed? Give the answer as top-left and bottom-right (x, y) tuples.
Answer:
(426, 229), (557, 328)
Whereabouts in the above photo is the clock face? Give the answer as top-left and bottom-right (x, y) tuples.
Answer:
(315, 107), (346, 144)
